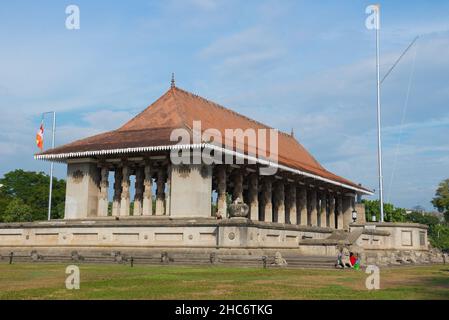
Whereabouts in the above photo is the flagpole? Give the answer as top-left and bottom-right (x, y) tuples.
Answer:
(375, 5), (385, 222)
(42, 111), (56, 221)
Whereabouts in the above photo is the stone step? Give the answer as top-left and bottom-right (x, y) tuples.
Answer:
(1, 251), (337, 269)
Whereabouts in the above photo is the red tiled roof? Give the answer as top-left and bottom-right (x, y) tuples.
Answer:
(37, 86), (372, 193)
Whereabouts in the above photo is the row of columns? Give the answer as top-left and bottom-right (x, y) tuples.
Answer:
(215, 165), (354, 230)
(94, 162), (355, 230)
(97, 162), (169, 217)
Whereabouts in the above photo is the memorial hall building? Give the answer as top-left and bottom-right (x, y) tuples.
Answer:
(0, 82), (435, 266)
(36, 83), (372, 227)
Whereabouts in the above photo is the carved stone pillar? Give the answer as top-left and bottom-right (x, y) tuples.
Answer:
(343, 195), (354, 231)
(155, 169), (166, 215)
(262, 177), (273, 222)
(97, 166), (109, 217)
(329, 195), (336, 229)
(297, 187), (307, 226)
(248, 173), (259, 221)
(337, 195), (344, 229)
(133, 166), (144, 216)
(120, 165), (130, 216)
(112, 168), (122, 217)
(142, 162), (153, 216)
(232, 170), (244, 202)
(355, 202), (366, 224)
(216, 165), (227, 218)
(288, 183), (298, 224)
(308, 189), (317, 226)
(165, 164), (171, 216)
(274, 181), (285, 223)
(319, 193), (327, 227)
(285, 183), (297, 224)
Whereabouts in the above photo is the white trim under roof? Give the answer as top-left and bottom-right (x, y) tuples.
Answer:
(34, 143), (374, 195)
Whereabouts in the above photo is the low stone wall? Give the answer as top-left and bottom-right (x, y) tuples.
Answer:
(350, 222), (429, 251)
(347, 223), (446, 266)
(1, 219), (442, 267)
(0, 217), (333, 250)
(359, 248), (446, 266)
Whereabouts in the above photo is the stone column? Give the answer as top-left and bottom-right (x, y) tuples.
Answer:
(343, 195), (354, 230)
(286, 184), (297, 225)
(248, 173), (259, 221)
(170, 164), (212, 218)
(112, 168), (122, 217)
(297, 187), (307, 225)
(329, 195), (336, 229)
(216, 165), (227, 218)
(319, 193), (327, 227)
(64, 162), (101, 219)
(165, 164), (171, 216)
(337, 195), (344, 230)
(262, 177), (273, 222)
(232, 170), (244, 202)
(133, 166), (144, 216)
(308, 189), (317, 226)
(97, 166), (109, 217)
(120, 165), (131, 216)
(355, 202), (366, 224)
(142, 162), (153, 216)
(274, 181), (285, 223)
(155, 169), (166, 215)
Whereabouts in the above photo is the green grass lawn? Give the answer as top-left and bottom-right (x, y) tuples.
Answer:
(0, 263), (448, 300)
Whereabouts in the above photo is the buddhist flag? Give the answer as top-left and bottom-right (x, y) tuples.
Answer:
(365, 4), (380, 30)
(36, 121), (44, 150)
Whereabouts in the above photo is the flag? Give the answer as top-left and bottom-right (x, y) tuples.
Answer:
(365, 4), (380, 31)
(36, 121), (44, 150)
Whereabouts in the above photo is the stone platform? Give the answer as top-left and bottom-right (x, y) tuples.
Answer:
(0, 217), (332, 250)
(0, 218), (444, 267)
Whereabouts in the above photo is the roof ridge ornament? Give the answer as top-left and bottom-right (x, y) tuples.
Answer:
(171, 73), (175, 88)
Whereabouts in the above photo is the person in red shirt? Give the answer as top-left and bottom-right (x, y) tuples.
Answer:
(349, 252), (357, 267)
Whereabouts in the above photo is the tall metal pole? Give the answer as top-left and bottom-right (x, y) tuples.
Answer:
(46, 112), (56, 221)
(375, 5), (384, 222)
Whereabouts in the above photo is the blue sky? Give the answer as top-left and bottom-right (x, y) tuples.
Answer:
(0, 0), (448, 210)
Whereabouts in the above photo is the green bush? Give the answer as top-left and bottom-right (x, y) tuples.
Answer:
(3, 198), (33, 222)
(0, 170), (66, 222)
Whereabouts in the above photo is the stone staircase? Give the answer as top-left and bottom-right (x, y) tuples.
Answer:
(299, 229), (363, 247)
(0, 250), (336, 269)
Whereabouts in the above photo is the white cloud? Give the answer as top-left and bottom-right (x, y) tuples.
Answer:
(82, 110), (135, 131)
(200, 27), (273, 58)
(199, 27), (286, 74)
(189, 0), (220, 10)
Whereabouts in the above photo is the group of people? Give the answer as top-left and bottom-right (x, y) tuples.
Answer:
(335, 247), (360, 270)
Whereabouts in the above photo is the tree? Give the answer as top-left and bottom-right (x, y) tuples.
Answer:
(0, 189), (12, 222)
(0, 170), (66, 221)
(406, 211), (440, 226)
(432, 179), (449, 223)
(2, 198), (32, 222)
(362, 200), (406, 222)
(406, 211), (449, 251)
